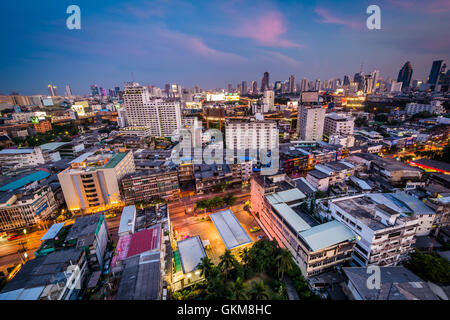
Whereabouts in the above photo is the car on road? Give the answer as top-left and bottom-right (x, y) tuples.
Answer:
(250, 226), (261, 233)
(7, 235), (21, 241)
(1, 232), (8, 238)
(105, 213), (117, 219)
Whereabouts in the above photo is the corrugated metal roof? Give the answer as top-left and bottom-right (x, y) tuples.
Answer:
(40, 222), (65, 241)
(177, 235), (206, 273)
(209, 209), (253, 250)
(0, 170), (50, 191)
(272, 203), (311, 233)
(299, 220), (355, 251)
(118, 205), (136, 235)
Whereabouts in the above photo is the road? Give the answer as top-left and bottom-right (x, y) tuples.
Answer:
(0, 230), (46, 272)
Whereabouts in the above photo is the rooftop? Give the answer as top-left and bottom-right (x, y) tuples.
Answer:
(127, 224), (161, 258)
(0, 170), (50, 192)
(343, 267), (439, 300)
(299, 220), (355, 251)
(177, 235), (207, 274)
(210, 209), (253, 250)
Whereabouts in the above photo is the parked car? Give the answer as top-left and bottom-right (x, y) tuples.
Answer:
(250, 226), (261, 233)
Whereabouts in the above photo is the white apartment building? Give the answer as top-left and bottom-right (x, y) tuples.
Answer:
(262, 90), (275, 111)
(123, 82), (182, 137)
(297, 105), (326, 141)
(405, 101), (444, 116)
(0, 147), (60, 168)
(58, 150), (135, 214)
(324, 113), (354, 137)
(225, 120), (278, 154)
(321, 194), (418, 267)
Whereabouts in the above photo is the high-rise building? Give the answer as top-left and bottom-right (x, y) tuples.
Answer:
(251, 81), (258, 94)
(324, 113), (355, 137)
(343, 75), (351, 86)
(241, 81), (248, 95)
(47, 85), (55, 97)
(52, 86), (58, 97)
(58, 150), (135, 214)
(289, 75), (296, 93)
(397, 62), (413, 91)
(228, 83), (233, 93)
(353, 73), (364, 91)
(90, 85), (100, 97)
(261, 72), (270, 91)
(427, 60), (447, 91)
(314, 79), (321, 91)
(297, 104), (326, 141)
(114, 86), (121, 97)
(262, 90), (275, 111)
(65, 85), (72, 98)
(372, 70), (380, 92)
(299, 78), (308, 92)
(225, 120), (278, 152)
(123, 82), (182, 137)
(274, 81), (283, 95)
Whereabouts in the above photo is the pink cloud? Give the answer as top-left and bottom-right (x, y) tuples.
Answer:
(229, 11), (304, 49)
(314, 8), (363, 29)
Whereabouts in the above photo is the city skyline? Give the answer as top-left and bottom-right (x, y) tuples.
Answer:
(1, 0), (450, 95)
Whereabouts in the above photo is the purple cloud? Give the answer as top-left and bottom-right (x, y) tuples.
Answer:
(385, 0), (450, 14)
(314, 8), (363, 29)
(228, 11), (305, 49)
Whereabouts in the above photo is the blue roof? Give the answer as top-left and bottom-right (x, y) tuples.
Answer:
(40, 222), (65, 241)
(0, 171), (50, 192)
(299, 220), (355, 251)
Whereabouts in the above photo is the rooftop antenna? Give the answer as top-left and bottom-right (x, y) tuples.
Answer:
(131, 72), (135, 82)
(360, 62), (364, 74)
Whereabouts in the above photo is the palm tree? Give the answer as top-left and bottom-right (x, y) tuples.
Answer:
(250, 280), (270, 300)
(218, 249), (237, 280)
(205, 274), (232, 300)
(197, 256), (214, 279)
(239, 248), (250, 278)
(275, 249), (294, 280)
(231, 277), (249, 300)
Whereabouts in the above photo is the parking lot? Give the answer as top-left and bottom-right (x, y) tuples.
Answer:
(171, 203), (265, 264)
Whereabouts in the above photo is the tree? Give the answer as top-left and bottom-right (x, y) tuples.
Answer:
(205, 274), (232, 300)
(231, 277), (249, 300)
(218, 249), (238, 280)
(275, 249), (294, 280)
(239, 248), (250, 278)
(249, 280), (270, 300)
(406, 250), (450, 285)
(197, 257), (214, 279)
(224, 194), (237, 207)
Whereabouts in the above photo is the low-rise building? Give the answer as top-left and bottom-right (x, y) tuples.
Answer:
(121, 169), (180, 204)
(322, 194), (418, 267)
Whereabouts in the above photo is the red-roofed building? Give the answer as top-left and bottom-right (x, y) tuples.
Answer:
(126, 224), (161, 258)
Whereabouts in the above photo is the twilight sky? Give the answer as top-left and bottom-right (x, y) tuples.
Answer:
(0, 0), (449, 95)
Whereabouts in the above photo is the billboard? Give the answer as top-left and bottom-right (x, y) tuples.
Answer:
(71, 104), (86, 116)
(42, 98), (54, 106)
(301, 91), (319, 103)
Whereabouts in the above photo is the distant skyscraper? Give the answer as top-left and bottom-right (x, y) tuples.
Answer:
(353, 73), (365, 91)
(241, 81), (248, 95)
(397, 62), (413, 91)
(114, 86), (120, 97)
(52, 86), (58, 97)
(100, 87), (107, 97)
(300, 78), (308, 92)
(274, 81), (283, 95)
(372, 70), (380, 92)
(65, 85), (72, 98)
(343, 75), (351, 86)
(314, 79), (321, 91)
(228, 83), (233, 93)
(90, 85), (100, 96)
(47, 84), (55, 96)
(427, 60), (447, 91)
(288, 75), (296, 93)
(261, 72), (270, 91)
(251, 81), (258, 94)
(237, 83), (242, 93)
